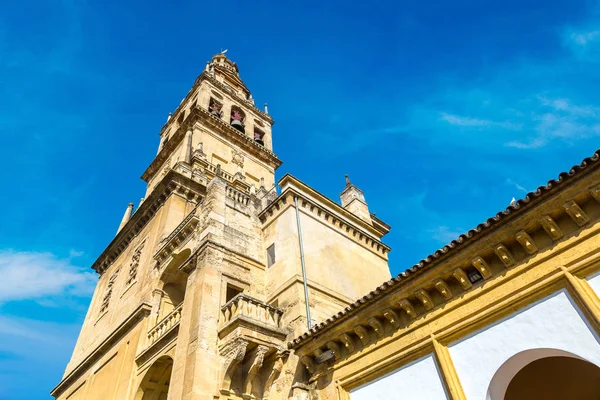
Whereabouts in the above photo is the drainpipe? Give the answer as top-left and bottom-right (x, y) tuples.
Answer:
(294, 195), (312, 329)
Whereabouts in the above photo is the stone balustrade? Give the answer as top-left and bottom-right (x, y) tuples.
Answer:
(219, 293), (283, 331)
(148, 303), (183, 344)
(226, 185), (251, 206)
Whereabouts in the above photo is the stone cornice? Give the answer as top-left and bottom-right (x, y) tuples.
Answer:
(141, 107), (282, 184)
(50, 302), (152, 397)
(289, 148), (600, 355)
(259, 175), (391, 257)
(91, 170), (204, 274)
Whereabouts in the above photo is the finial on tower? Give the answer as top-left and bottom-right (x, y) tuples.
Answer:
(117, 203), (134, 234)
(345, 174), (351, 186)
(264, 103), (269, 115)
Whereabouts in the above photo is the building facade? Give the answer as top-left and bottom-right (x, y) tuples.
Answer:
(51, 54), (391, 400)
(53, 54), (600, 400)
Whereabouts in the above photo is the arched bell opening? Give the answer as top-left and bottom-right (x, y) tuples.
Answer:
(208, 97), (223, 119)
(134, 356), (173, 400)
(230, 106), (246, 133)
(487, 348), (600, 400)
(253, 128), (265, 146)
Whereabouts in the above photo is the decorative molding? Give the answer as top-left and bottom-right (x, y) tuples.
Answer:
(434, 279), (453, 300)
(354, 326), (370, 346)
(540, 215), (563, 240)
(368, 317), (384, 338)
(515, 230), (538, 254)
(339, 333), (355, 353)
(415, 289), (434, 311)
(471, 256), (492, 279)
(383, 308), (401, 328)
(564, 200), (590, 226)
(452, 268), (472, 290)
(494, 244), (515, 267)
(92, 170), (204, 274)
(398, 299), (417, 319)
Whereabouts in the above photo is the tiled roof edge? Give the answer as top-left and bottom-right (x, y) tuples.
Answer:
(288, 148), (600, 348)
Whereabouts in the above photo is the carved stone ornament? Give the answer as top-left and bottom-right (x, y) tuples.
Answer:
(244, 345), (270, 396)
(452, 268), (473, 290)
(515, 230), (538, 254)
(220, 338), (249, 391)
(563, 200), (590, 227)
(231, 149), (245, 169)
(339, 333), (355, 353)
(398, 298), (417, 319)
(353, 325), (370, 346)
(540, 215), (564, 240)
(494, 244), (515, 267)
(383, 308), (401, 328)
(472, 256), (492, 279)
(368, 317), (384, 337)
(433, 279), (452, 300)
(415, 289), (434, 310)
(301, 355), (316, 374)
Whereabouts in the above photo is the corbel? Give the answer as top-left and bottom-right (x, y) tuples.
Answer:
(300, 355), (316, 374)
(563, 200), (590, 227)
(415, 289), (434, 310)
(434, 279), (453, 300)
(494, 244), (515, 267)
(327, 341), (342, 360)
(471, 256), (492, 279)
(590, 184), (600, 203)
(452, 268), (472, 290)
(383, 308), (401, 328)
(540, 215), (563, 240)
(339, 333), (355, 354)
(353, 325), (370, 346)
(515, 230), (538, 255)
(398, 298), (417, 319)
(368, 317), (385, 337)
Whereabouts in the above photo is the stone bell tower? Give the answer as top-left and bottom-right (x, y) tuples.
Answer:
(52, 53), (392, 400)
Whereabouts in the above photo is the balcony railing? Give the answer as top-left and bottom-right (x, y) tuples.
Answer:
(219, 293), (283, 331)
(148, 303), (183, 344)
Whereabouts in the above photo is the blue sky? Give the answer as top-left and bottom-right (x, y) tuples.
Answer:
(2, 0), (600, 398)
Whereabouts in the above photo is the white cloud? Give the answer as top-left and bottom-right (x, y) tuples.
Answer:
(427, 225), (465, 244)
(569, 29), (600, 47)
(440, 112), (521, 130)
(505, 178), (528, 194)
(0, 250), (96, 303)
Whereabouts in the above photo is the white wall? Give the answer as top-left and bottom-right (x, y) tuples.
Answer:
(350, 354), (448, 400)
(448, 290), (600, 400)
(587, 271), (600, 297)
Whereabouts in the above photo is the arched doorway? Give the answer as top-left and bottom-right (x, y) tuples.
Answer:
(487, 349), (600, 400)
(135, 356), (173, 400)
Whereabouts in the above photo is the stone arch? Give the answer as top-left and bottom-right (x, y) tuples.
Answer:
(156, 248), (190, 321)
(135, 356), (173, 400)
(487, 348), (600, 400)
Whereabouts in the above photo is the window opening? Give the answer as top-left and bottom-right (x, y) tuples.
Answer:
(267, 244), (276, 267)
(254, 128), (265, 146)
(226, 284), (243, 303)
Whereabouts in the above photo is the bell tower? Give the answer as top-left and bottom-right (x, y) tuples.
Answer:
(142, 52), (281, 199)
(52, 53), (392, 400)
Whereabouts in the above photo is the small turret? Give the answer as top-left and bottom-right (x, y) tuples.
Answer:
(340, 175), (372, 224)
(117, 203), (134, 234)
